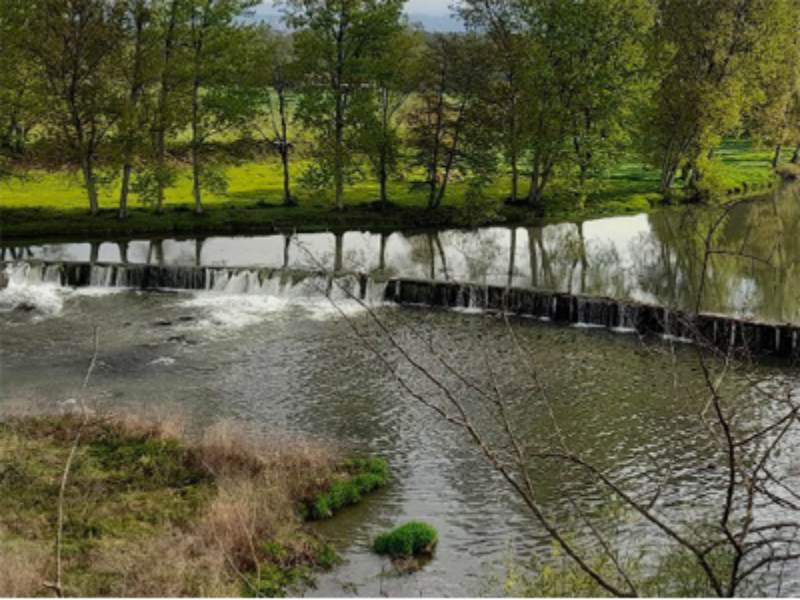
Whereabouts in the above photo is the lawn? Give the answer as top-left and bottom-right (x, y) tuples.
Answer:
(0, 140), (782, 241)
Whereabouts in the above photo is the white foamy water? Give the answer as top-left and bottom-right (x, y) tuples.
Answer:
(176, 291), (370, 331)
(0, 263), (129, 319)
(0, 278), (64, 318)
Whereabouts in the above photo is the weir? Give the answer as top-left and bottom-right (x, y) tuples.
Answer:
(386, 279), (800, 359)
(3, 260), (800, 358)
(0, 260), (376, 301)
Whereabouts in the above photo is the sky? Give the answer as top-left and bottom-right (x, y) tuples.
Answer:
(257, 0), (453, 16)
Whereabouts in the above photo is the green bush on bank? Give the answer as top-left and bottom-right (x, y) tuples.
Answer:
(303, 456), (389, 521)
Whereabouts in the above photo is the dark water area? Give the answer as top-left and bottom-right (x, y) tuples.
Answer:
(2, 186), (800, 596)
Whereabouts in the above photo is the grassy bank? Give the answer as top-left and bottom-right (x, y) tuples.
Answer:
(0, 414), (387, 597)
(0, 140), (782, 242)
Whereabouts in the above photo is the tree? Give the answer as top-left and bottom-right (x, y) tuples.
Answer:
(458, 0), (529, 203)
(186, 0), (260, 215)
(248, 28), (301, 206)
(406, 33), (496, 210)
(284, 0), (406, 210)
(495, 0), (655, 211)
(0, 0), (40, 160)
(643, 0), (789, 195)
(746, 0), (800, 168)
(24, 0), (126, 215)
(116, 0), (160, 219)
(356, 26), (422, 209)
(148, 0), (193, 214)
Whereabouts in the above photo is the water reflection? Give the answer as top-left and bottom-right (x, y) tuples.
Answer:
(4, 184), (800, 323)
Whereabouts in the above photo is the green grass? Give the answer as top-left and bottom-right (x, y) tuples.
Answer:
(303, 456), (390, 521)
(373, 522), (439, 558)
(0, 416), (214, 550)
(0, 140), (782, 241)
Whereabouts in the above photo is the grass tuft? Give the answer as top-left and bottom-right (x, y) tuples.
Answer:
(304, 456), (390, 521)
(373, 522), (438, 558)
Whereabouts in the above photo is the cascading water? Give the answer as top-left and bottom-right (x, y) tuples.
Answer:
(0, 261), (383, 324)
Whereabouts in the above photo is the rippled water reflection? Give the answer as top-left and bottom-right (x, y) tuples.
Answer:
(5, 184), (800, 324)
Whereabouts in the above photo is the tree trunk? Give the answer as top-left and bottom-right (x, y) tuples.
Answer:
(792, 142), (800, 164)
(527, 158), (551, 214)
(510, 156), (519, 204)
(191, 79), (203, 216)
(379, 232), (387, 271)
(508, 228), (517, 288)
(278, 91), (293, 206)
(334, 233), (343, 272)
(195, 238), (205, 266)
(773, 144), (783, 169)
(119, 163), (132, 220)
(333, 28), (346, 212)
(83, 159), (99, 216)
(283, 234), (291, 269)
(661, 168), (677, 194)
(334, 93), (345, 211)
(281, 145), (292, 206)
(155, 0), (179, 215)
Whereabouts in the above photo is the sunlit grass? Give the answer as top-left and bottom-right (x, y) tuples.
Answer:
(0, 139), (781, 239)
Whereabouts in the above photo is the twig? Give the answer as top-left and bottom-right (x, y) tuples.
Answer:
(45, 327), (99, 598)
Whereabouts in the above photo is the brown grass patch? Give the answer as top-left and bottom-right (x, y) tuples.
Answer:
(0, 414), (343, 597)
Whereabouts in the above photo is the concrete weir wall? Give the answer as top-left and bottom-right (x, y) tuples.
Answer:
(4, 259), (800, 358)
(384, 278), (800, 359)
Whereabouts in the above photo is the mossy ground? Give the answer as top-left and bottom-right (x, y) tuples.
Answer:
(0, 140), (781, 242)
(0, 415), (387, 597)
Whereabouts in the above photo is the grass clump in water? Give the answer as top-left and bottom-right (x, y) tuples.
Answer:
(304, 456), (389, 521)
(373, 522), (438, 558)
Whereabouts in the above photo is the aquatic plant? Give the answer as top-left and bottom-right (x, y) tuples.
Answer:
(304, 456), (389, 520)
(373, 522), (438, 558)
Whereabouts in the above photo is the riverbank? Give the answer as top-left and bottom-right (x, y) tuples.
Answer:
(0, 141), (783, 242)
(0, 413), (387, 597)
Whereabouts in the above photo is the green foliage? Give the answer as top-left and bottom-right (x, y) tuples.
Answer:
(248, 537), (339, 597)
(372, 522), (438, 558)
(304, 456), (389, 521)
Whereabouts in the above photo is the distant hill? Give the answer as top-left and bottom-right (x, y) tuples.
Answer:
(242, 6), (462, 32)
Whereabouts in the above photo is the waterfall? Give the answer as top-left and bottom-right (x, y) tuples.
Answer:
(0, 261), (383, 306)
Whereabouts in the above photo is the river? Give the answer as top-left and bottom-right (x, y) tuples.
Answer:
(2, 185), (800, 596)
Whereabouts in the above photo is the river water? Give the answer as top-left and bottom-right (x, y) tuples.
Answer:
(2, 186), (800, 596)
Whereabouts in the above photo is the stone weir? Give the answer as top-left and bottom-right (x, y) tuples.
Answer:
(4, 260), (800, 358)
(384, 278), (800, 359)
(1, 260), (375, 300)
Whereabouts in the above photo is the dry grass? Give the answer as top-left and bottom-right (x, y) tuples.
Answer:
(0, 541), (48, 598)
(0, 414), (343, 597)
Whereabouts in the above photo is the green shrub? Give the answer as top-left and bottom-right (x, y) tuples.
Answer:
(304, 456), (389, 520)
(373, 522), (438, 558)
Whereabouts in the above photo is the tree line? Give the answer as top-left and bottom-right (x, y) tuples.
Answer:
(1, 0), (799, 218)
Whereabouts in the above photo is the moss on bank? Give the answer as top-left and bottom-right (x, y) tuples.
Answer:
(0, 415), (387, 597)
